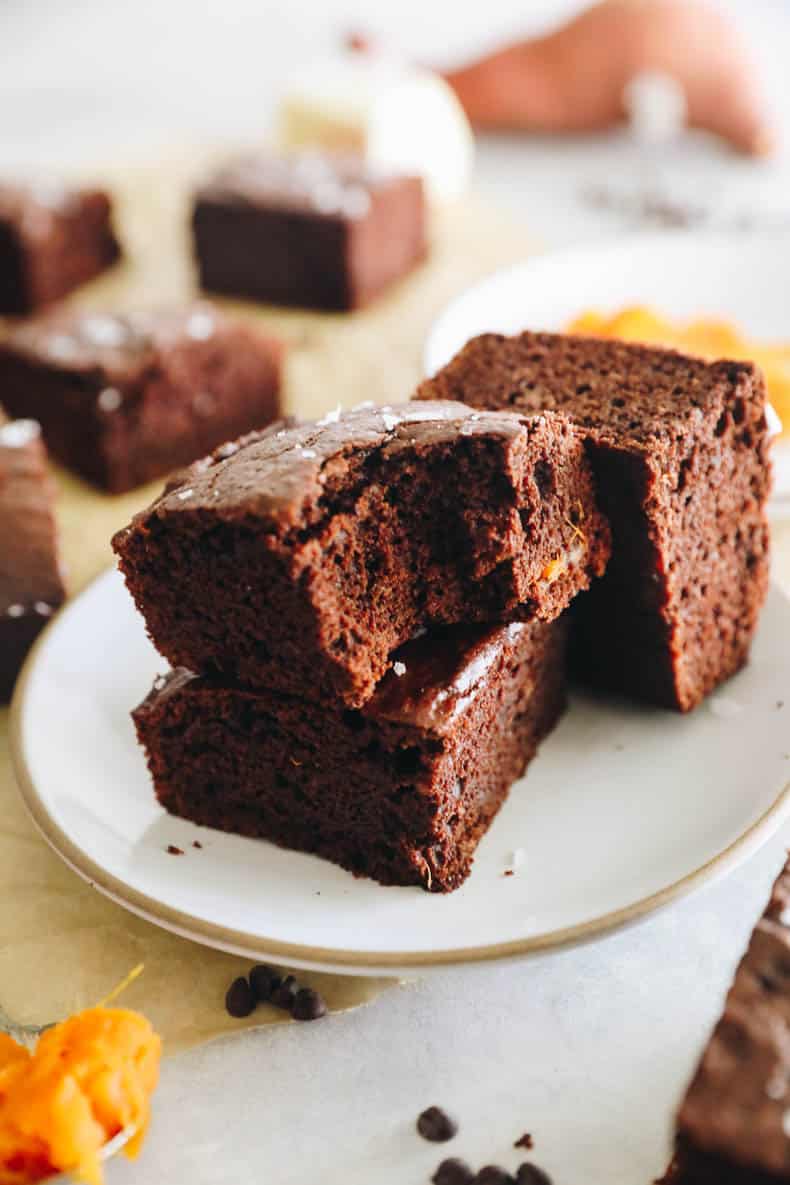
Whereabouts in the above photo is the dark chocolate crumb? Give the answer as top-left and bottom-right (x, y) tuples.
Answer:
(271, 974), (298, 1010)
(249, 964), (281, 1002)
(516, 1165), (553, 1185)
(417, 1106), (458, 1143)
(514, 1134), (534, 1150)
(503, 869), (514, 877)
(433, 1158), (475, 1185)
(476, 1168), (515, 1185)
(166, 844), (184, 855)
(225, 976), (256, 1018)
(193, 840), (203, 849)
(292, 987), (328, 1021)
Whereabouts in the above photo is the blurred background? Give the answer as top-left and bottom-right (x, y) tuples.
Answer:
(3, 0), (790, 245)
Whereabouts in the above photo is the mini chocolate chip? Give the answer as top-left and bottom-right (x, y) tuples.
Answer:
(514, 1134), (534, 1151)
(225, 976), (256, 1018)
(417, 1106), (458, 1142)
(271, 974), (298, 1010)
(433, 1158), (475, 1185)
(292, 987), (327, 1021)
(475, 1167), (515, 1185)
(249, 964), (281, 1002)
(516, 1165), (553, 1185)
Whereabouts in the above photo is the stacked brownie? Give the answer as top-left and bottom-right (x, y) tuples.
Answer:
(117, 400), (611, 890)
(420, 331), (771, 712)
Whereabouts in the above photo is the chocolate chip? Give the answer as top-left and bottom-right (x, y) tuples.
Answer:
(417, 1106), (458, 1142)
(516, 1165), (553, 1185)
(475, 1168), (515, 1185)
(432, 1158), (475, 1185)
(292, 987), (327, 1021)
(271, 974), (298, 1010)
(249, 964), (281, 1002)
(225, 976), (256, 1018)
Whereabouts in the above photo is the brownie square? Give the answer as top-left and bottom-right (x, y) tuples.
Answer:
(0, 305), (283, 493)
(192, 152), (427, 310)
(133, 616), (568, 892)
(0, 410), (65, 701)
(113, 401), (610, 707)
(666, 857), (790, 1182)
(419, 331), (772, 712)
(0, 182), (120, 314)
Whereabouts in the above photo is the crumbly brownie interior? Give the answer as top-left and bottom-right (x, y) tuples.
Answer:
(419, 332), (771, 711)
(115, 402), (609, 706)
(133, 618), (568, 892)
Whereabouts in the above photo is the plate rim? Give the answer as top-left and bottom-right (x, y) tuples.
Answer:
(423, 226), (790, 378)
(9, 567), (790, 976)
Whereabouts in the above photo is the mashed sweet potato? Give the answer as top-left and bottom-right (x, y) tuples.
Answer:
(0, 1008), (160, 1185)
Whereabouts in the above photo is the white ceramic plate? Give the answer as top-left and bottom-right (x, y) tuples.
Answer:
(10, 568), (790, 976)
(424, 230), (790, 517)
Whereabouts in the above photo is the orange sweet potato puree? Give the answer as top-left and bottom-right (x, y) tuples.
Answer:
(567, 306), (790, 434)
(0, 1009), (160, 1185)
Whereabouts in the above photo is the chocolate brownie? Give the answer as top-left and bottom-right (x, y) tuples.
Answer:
(0, 182), (120, 314)
(0, 305), (283, 493)
(113, 401), (610, 707)
(192, 151), (427, 310)
(133, 617), (568, 892)
(667, 857), (790, 1182)
(0, 410), (65, 701)
(419, 332), (771, 712)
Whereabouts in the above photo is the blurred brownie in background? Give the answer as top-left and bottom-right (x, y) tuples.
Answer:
(0, 305), (283, 493)
(0, 408), (65, 701)
(192, 151), (427, 310)
(0, 182), (120, 314)
(134, 618), (568, 892)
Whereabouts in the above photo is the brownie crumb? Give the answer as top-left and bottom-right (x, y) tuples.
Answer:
(514, 1134), (534, 1150)
(291, 987), (328, 1022)
(475, 1167), (515, 1185)
(166, 844), (184, 855)
(432, 1159), (475, 1185)
(417, 1106), (458, 1143)
(225, 976), (256, 1018)
(271, 974), (298, 1011)
(516, 1165), (552, 1185)
(192, 840), (203, 848)
(249, 964), (281, 1002)
(503, 869), (515, 878)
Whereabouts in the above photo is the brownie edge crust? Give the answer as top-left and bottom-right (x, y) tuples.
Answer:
(133, 618), (568, 893)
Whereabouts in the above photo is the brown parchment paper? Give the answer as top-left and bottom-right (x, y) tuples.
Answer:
(0, 151), (538, 1053)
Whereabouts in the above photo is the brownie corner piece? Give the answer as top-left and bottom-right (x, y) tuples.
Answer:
(113, 401), (608, 706)
(0, 408), (65, 700)
(133, 616), (568, 892)
(420, 332), (771, 712)
(0, 181), (120, 314)
(192, 151), (427, 310)
(670, 856), (790, 1182)
(0, 304), (284, 492)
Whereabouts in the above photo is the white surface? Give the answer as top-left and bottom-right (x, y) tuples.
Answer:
(5, 1), (790, 1182)
(15, 569), (790, 975)
(424, 232), (790, 517)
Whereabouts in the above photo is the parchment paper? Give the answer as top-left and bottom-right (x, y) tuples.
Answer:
(0, 152), (537, 1053)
